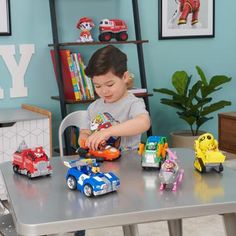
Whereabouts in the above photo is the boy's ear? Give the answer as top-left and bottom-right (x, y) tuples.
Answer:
(123, 71), (134, 89)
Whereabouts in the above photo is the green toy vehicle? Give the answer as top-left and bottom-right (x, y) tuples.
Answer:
(139, 136), (168, 169)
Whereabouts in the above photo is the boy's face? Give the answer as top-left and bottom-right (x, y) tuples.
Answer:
(93, 71), (128, 103)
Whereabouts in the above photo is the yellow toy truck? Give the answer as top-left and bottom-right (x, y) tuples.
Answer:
(194, 133), (225, 173)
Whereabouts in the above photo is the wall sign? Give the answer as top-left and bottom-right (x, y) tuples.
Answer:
(0, 44), (35, 99)
(0, 0), (11, 36)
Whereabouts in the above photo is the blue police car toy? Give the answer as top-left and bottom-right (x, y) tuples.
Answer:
(64, 159), (120, 197)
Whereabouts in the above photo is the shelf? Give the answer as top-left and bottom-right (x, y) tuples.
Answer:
(51, 93), (152, 104)
(51, 96), (95, 104)
(48, 40), (149, 47)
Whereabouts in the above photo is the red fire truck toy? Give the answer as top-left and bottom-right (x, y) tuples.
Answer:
(12, 141), (52, 179)
(98, 19), (128, 42)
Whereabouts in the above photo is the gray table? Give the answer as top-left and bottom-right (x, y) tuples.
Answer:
(1, 148), (236, 236)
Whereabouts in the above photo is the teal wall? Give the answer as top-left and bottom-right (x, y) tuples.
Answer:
(0, 0), (235, 149)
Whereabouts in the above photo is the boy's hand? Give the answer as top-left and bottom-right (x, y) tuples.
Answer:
(86, 129), (111, 150)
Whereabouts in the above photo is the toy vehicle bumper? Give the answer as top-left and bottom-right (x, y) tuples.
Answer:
(142, 161), (161, 168)
(31, 169), (52, 178)
(93, 184), (120, 196)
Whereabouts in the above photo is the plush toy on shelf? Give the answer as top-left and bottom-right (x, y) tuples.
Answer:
(76, 17), (95, 42)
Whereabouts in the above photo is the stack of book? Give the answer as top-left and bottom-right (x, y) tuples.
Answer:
(50, 49), (95, 101)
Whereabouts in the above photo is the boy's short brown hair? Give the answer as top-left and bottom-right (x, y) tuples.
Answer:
(85, 45), (127, 78)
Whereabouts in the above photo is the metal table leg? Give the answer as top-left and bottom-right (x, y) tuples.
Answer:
(167, 219), (182, 236)
(123, 224), (139, 236)
(223, 213), (236, 236)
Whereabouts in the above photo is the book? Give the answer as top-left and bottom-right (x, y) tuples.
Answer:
(72, 53), (86, 100)
(50, 49), (80, 101)
(128, 87), (147, 94)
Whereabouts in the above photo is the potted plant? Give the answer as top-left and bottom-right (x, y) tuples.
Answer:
(153, 66), (232, 148)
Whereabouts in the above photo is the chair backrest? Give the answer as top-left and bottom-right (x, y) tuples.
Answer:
(58, 110), (87, 157)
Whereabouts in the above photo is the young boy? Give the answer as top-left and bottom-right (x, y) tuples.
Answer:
(79, 45), (151, 151)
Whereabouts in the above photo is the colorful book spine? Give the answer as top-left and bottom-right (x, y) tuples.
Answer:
(50, 49), (77, 101)
(66, 51), (82, 101)
(73, 53), (87, 100)
(77, 53), (91, 99)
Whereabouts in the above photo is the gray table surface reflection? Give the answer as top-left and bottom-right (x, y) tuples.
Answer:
(1, 148), (236, 236)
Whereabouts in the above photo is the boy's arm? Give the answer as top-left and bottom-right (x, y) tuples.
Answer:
(78, 129), (91, 147)
(86, 113), (151, 150)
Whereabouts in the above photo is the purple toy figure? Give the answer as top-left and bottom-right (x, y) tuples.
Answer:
(159, 148), (184, 191)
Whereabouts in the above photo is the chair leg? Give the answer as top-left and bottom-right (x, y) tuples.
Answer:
(167, 219), (182, 236)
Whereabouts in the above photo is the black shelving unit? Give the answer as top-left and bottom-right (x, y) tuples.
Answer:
(48, 0), (152, 140)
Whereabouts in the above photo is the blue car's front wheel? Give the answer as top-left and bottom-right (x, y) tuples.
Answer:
(83, 184), (93, 197)
(67, 176), (77, 190)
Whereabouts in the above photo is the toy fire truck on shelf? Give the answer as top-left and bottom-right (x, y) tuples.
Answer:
(98, 19), (128, 42)
(12, 141), (52, 179)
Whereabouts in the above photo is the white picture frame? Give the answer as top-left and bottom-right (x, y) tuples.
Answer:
(159, 0), (215, 39)
(0, 0), (11, 36)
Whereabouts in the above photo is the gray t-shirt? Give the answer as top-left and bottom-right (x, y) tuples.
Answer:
(81, 93), (148, 150)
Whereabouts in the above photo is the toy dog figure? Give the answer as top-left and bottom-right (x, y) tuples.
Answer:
(194, 133), (225, 173)
(178, 0), (201, 25)
(159, 148), (184, 191)
(76, 17), (95, 42)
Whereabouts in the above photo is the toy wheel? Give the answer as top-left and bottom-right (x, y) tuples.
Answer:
(99, 32), (112, 42)
(116, 32), (128, 41)
(218, 163), (224, 173)
(67, 176), (77, 190)
(13, 165), (19, 173)
(27, 171), (32, 179)
(77, 148), (88, 158)
(83, 184), (93, 197)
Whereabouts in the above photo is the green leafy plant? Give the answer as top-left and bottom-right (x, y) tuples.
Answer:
(153, 66), (232, 136)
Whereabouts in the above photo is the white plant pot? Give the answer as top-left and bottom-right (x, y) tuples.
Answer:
(171, 130), (206, 149)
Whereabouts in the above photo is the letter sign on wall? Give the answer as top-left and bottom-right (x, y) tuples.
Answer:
(0, 44), (35, 99)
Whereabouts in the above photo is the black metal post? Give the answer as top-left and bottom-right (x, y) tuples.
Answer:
(132, 0), (152, 136)
(49, 0), (70, 154)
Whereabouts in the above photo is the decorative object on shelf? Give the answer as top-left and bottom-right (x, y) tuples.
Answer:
(98, 19), (128, 42)
(194, 132), (225, 173)
(139, 136), (168, 169)
(0, 0), (11, 36)
(158, 0), (215, 39)
(153, 66), (231, 138)
(76, 17), (95, 42)
(64, 159), (120, 197)
(12, 141), (52, 179)
(159, 148), (184, 191)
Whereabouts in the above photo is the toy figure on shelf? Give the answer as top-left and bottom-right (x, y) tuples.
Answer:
(98, 19), (128, 42)
(12, 141), (52, 179)
(139, 136), (168, 169)
(159, 148), (184, 191)
(76, 17), (95, 42)
(194, 133), (225, 173)
(64, 159), (120, 197)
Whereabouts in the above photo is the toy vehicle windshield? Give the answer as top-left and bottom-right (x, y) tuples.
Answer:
(146, 143), (157, 150)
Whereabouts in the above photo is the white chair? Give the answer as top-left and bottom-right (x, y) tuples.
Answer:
(58, 110), (88, 157)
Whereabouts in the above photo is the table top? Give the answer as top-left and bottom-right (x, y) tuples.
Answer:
(0, 108), (47, 124)
(1, 148), (236, 235)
